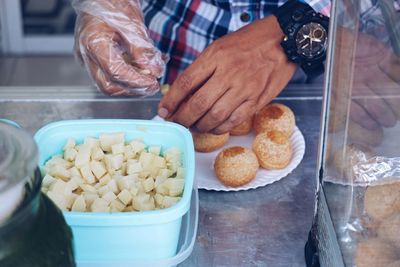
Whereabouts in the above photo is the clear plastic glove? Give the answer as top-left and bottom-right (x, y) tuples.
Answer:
(72, 0), (165, 96)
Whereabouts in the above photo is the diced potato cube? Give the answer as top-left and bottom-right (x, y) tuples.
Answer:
(139, 152), (154, 170)
(47, 191), (67, 211)
(164, 178), (184, 197)
(107, 179), (119, 194)
(80, 184), (97, 194)
(121, 162), (127, 176)
(132, 194), (155, 211)
(116, 175), (136, 191)
(142, 177), (155, 193)
(130, 186), (139, 197)
(127, 160), (142, 175)
(158, 169), (173, 179)
(79, 164), (96, 184)
(99, 173), (112, 186)
(91, 146), (105, 161)
(99, 132), (125, 152)
(139, 171), (151, 179)
(82, 192), (98, 206)
(49, 164), (71, 181)
(148, 146), (161, 156)
(104, 154), (124, 171)
(97, 185), (110, 196)
(64, 148), (78, 162)
(117, 189), (132, 205)
(167, 161), (181, 174)
(110, 199), (126, 212)
(48, 155), (71, 167)
(69, 167), (82, 178)
(49, 180), (71, 196)
(154, 193), (164, 207)
(124, 145), (135, 160)
(64, 138), (76, 150)
(164, 147), (181, 162)
(69, 176), (84, 188)
(66, 178), (80, 191)
(65, 193), (78, 209)
(84, 137), (100, 149)
(42, 174), (56, 188)
(111, 143), (124, 155)
(153, 156), (166, 168)
(155, 176), (168, 187)
(102, 191), (117, 203)
(130, 140), (145, 154)
(75, 144), (91, 168)
(155, 182), (168, 195)
(71, 195), (86, 212)
(162, 196), (181, 208)
(94, 183), (102, 189)
(90, 161), (107, 179)
(91, 198), (110, 212)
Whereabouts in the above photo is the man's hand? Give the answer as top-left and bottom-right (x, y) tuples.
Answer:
(158, 16), (297, 134)
(73, 0), (165, 96)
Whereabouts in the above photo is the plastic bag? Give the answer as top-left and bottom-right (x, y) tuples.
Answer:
(72, 0), (165, 96)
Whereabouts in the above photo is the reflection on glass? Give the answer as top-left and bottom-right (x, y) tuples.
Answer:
(321, 0), (400, 265)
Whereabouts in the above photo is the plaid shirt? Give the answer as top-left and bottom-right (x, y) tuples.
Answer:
(142, 0), (331, 84)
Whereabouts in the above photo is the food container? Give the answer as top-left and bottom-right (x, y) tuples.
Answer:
(34, 119), (196, 265)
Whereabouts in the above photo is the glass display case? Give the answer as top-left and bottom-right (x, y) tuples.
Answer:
(307, 0), (400, 266)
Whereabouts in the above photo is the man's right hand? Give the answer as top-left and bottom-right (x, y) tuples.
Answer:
(73, 0), (165, 96)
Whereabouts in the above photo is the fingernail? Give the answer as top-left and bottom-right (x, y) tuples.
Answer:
(158, 107), (169, 118)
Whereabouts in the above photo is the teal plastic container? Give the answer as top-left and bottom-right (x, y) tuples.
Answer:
(34, 119), (195, 264)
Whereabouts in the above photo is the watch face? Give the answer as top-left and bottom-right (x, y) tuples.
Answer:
(295, 22), (327, 59)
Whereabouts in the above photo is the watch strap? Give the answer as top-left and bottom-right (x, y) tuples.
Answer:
(272, 0), (315, 34)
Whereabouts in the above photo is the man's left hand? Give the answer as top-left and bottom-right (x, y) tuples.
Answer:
(158, 16), (297, 134)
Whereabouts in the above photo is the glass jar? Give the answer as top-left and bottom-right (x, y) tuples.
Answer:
(0, 122), (75, 267)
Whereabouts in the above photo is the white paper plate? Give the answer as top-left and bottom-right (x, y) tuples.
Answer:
(153, 116), (306, 191)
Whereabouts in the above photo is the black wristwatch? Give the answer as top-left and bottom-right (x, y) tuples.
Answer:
(272, 0), (329, 78)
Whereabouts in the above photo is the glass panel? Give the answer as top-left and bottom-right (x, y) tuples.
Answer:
(322, 0), (400, 265)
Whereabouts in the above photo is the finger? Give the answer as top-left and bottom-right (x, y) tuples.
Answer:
(211, 100), (257, 134)
(349, 100), (380, 130)
(169, 75), (230, 128)
(366, 68), (400, 120)
(158, 50), (217, 118)
(193, 86), (251, 132)
(83, 24), (159, 93)
(255, 66), (293, 111)
(85, 55), (133, 95)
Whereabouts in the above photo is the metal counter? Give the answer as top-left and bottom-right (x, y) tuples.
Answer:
(0, 86), (322, 267)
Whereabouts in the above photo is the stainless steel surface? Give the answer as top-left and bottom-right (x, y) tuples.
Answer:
(0, 90), (322, 267)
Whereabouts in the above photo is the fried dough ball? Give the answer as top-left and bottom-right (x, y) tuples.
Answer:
(214, 146), (259, 187)
(253, 103), (295, 137)
(192, 132), (229, 153)
(364, 182), (400, 221)
(252, 131), (292, 169)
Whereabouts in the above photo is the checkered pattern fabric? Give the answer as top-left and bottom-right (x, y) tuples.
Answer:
(142, 0), (331, 83)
